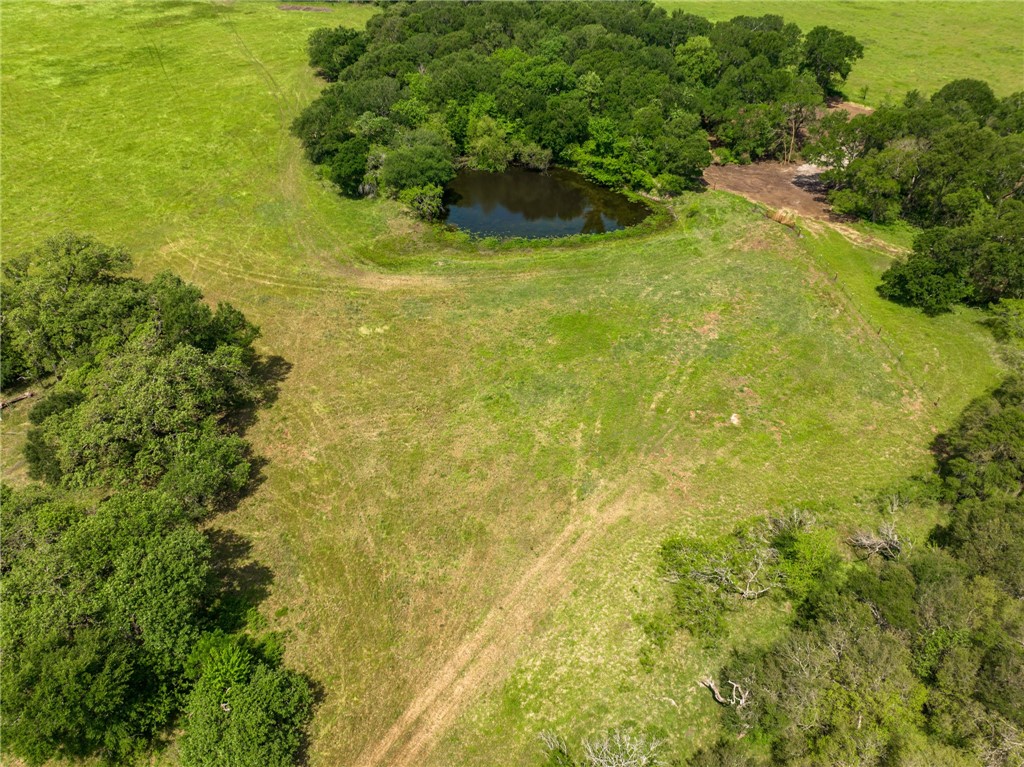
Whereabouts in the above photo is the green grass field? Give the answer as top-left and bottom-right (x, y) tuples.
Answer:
(672, 0), (1024, 105)
(0, 2), (1014, 766)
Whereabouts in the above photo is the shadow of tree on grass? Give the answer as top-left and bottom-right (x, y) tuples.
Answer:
(204, 527), (274, 634)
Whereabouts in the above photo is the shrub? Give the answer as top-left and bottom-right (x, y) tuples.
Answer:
(398, 184), (446, 221)
(517, 141), (552, 171)
(180, 642), (313, 767)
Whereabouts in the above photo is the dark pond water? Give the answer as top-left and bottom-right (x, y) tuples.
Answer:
(442, 166), (651, 239)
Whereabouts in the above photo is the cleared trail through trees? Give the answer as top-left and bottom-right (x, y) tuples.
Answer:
(704, 161), (833, 220)
(352, 481), (636, 767)
(703, 161), (908, 256)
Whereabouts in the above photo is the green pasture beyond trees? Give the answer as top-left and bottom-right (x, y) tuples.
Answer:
(672, 1), (1024, 107)
(0, 2), (1016, 766)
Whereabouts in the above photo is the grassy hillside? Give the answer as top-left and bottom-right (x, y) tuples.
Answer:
(0, 2), (1010, 766)
(669, 0), (1023, 106)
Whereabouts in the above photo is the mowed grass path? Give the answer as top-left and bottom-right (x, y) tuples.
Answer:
(0, 3), (1006, 766)
(666, 0), (1024, 105)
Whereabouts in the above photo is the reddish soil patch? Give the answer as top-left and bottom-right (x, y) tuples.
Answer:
(704, 162), (831, 220)
(704, 160), (909, 256)
(831, 100), (875, 118)
(278, 4), (333, 11)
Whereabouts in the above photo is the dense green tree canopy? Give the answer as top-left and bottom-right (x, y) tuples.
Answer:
(1, 232), (142, 386)
(932, 78), (999, 121)
(806, 84), (1024, 313)
(2, 233), (264, 510)
(1, 489), (211, 763)
(1, 233), (260, 389)
(180, 639), (314, 767)
(879, 201), (1024, 313)
(1, 235), (313, 767)
(800, 25), (864, 95)
(809, 89), (1024, 228)
(293, 1), (861, 208)
(27, 335), (256, 505)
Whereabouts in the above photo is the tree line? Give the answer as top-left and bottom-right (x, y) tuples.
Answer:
(807, 80), (1024, 315)
(292, 1), (864, 217)
(294, 3), (1022, 315)
(544, 370), (1024, 766)
(542, 367), (1023, 766)
(1, 234), (312, 766)
(296, 3), (1022, 319)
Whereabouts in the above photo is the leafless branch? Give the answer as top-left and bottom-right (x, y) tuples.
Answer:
(581, 729), (664, 767)
(848, 521), (904, 560)
(700, 676), (751, 709)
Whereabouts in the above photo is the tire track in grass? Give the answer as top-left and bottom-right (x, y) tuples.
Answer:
(352, 480), (635, 767)
(225, 16), (291, 130)
(153, 239), (451, 294)
(703, 171), (928, 411)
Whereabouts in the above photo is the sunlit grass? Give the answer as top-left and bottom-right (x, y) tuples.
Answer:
(0, 2), (1008, 765)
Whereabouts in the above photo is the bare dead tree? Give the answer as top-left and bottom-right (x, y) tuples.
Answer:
(539, 730), (573, 762)
(581, 729), (665, 767)
(847, 520), (904, 560)
(690, 545), (781, 599)
(662, 519), (786, 600)
(881, 492), (906, 516)
(769, 508), (815, 537)
(977, 714), (1024, 767)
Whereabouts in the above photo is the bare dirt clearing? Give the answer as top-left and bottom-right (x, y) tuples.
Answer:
(704, 162), (831, 220)
(833, 100), (875, 118)
(703, 100), (885, 249)
(704, 161), (908, 256)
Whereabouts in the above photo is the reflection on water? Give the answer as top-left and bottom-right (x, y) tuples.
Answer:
(443, 166), (650, 239)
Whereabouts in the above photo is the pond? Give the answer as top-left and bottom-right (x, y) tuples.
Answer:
(442, 166), (651, 239)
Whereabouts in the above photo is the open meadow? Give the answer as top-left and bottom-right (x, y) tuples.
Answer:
(0, 2), (1017, 765)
